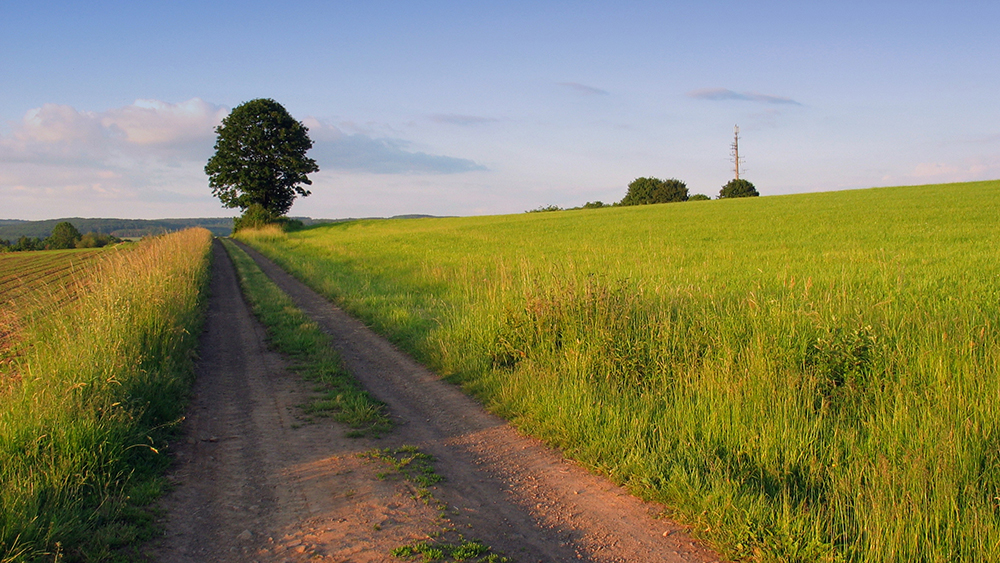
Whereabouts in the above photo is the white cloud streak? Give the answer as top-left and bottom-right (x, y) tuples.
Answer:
(688, 88), (802, 105)
(303, 118), (487, 174)
(558, 82), (610, 96)
(428, 113), (498, 126)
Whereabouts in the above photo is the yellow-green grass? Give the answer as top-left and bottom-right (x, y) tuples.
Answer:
(221, 239), (390, 435)
(238, 180), (1000, 562)
(0, 229), (212, 562)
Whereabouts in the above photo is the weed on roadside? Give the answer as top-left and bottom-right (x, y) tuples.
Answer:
(360, 446), (443, 489)
(359, 446), (511, 562)
(392, 536), (509, 562)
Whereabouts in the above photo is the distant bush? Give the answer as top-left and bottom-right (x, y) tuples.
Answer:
(0, 223), (120, 252)
(232, 204), (306, 233)
(526, 205), (563, 213)
(619, 177), (688, 206)
(719, 179), (759, 198)
(276, 217), (305, 232)
(581, 201), (608, 209)
(76, 232), (120, 248)
(689, 193), (711, 201)
(232, 203), (276, 232)
(11, 236), (44, 252)
(46, 221), (81, 250)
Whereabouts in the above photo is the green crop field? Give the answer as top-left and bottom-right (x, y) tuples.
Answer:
(0, 229), (212, 562)
(1, 249), (107, 380)
(0, 248), (104, 304)
(238, 180), (1000, 563)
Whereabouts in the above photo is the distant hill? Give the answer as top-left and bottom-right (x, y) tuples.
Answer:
(0, 218), (235, 240)
(0, 214), (450, 241)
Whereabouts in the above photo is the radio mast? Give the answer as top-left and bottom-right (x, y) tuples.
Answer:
(731, 125), (744, 180)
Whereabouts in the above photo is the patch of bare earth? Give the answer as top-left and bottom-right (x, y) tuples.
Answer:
(148, 240), (722, 562)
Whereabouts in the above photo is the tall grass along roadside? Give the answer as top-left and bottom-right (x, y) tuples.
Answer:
(0, 229), (212, 562)
(239, 180), (1000, 563)
(221, 239), (390, 436)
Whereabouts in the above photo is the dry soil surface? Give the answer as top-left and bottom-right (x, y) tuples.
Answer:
(148, 239), (722, 563)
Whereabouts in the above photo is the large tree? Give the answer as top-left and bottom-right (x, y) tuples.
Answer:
(719, 179), (759, 199)
(47, 221), (81, 250)
(205, 98), (319, 217)
(619, 177), (688, 206)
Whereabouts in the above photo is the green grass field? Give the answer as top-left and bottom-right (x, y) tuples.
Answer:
(238, 180), (1000, 562)
(0, 229), (212, 562)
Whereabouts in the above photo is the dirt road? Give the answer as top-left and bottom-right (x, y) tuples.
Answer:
(150, 240), (721, 562)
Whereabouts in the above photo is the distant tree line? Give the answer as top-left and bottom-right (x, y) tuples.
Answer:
(0, 221), (120, 253)
(526, 176), (758, 212)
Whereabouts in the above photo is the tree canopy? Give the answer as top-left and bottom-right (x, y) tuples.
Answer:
(205, 98), (319, 217)
(47, 222), (81, 250)
(619, 177), (688, 206)
(719, 179), (759, 199)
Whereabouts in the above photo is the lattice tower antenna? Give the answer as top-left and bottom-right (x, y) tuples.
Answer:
(731, 125), (745, 180)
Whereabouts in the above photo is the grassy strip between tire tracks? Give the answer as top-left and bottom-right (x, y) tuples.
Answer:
(238, 180), (1000, 563)
(220, 239), (390, 436)
(0, 229), (213, 563)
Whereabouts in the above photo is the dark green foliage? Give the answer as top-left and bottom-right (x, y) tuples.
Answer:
(76, 232), (119, 248)
(46, 222), (81, 249)
(10, 236), (45, 251)
(619, 177), (688, 205)
(803, 324), (878, 408)
(205, 98), (319, 216)
(231, 205), (306, 233)
(689, 193), (711, 201)
(232, 203), (276, 233)
(719, 178), (759, 198)
(526, 204), (562, 213)
(1, 231), (118, 252)
(581, 201), (608, 209)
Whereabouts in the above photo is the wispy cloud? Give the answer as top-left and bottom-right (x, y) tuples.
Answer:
(558, 82), (610, 96)
(0, 98), (226, 166)
(879, 157), (1000, 186)
(429, 114), (498, 126)
(0, 100), (487, 219)
(688, 88), (801, 105)
(302, 118), (487, 174)
(0, 98), (226, 217)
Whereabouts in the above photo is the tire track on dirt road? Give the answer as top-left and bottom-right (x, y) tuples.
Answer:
(232, 240), (722, 563)
(151, 240), (446, 562)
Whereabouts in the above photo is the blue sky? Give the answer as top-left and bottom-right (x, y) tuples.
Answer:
(1, 1), (998, 220)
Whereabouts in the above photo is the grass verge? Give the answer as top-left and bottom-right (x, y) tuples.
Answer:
(237, 180), (1000, 562)
(0, 229), (213, 562)
(220, 238), (390, 436)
